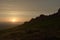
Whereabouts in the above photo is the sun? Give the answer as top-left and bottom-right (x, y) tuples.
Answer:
(12, 19), (16, 22)
(9, 17), (20, 23)
(11, 18), (17, 23)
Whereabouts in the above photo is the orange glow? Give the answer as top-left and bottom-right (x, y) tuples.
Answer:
(9, 17), (19, 23)
(0, 17), (30, 22)
(11, 18), (17, 22)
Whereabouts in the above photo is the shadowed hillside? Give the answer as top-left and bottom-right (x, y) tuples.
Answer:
(0, 8), (60, 40)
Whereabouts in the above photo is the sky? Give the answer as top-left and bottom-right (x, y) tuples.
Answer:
(0, 0), (60, 22)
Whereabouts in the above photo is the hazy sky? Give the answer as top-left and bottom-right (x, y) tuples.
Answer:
(0, 0), (60, 22)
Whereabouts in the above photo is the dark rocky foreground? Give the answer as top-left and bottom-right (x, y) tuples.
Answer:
(0, 8), (60, 40)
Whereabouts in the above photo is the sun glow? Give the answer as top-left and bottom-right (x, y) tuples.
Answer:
(7, 17), (25, 23)
(9, 18), (18, 23)
(12, 19), (16, 22)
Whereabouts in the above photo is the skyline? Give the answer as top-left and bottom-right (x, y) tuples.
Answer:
(0, 0), (60, 22)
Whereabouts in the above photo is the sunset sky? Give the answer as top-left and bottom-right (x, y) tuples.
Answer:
(0, 0), (60, 22)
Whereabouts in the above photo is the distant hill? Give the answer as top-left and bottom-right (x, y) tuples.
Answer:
(0, 22), (23, 30)
(0, 8), (60, 40)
